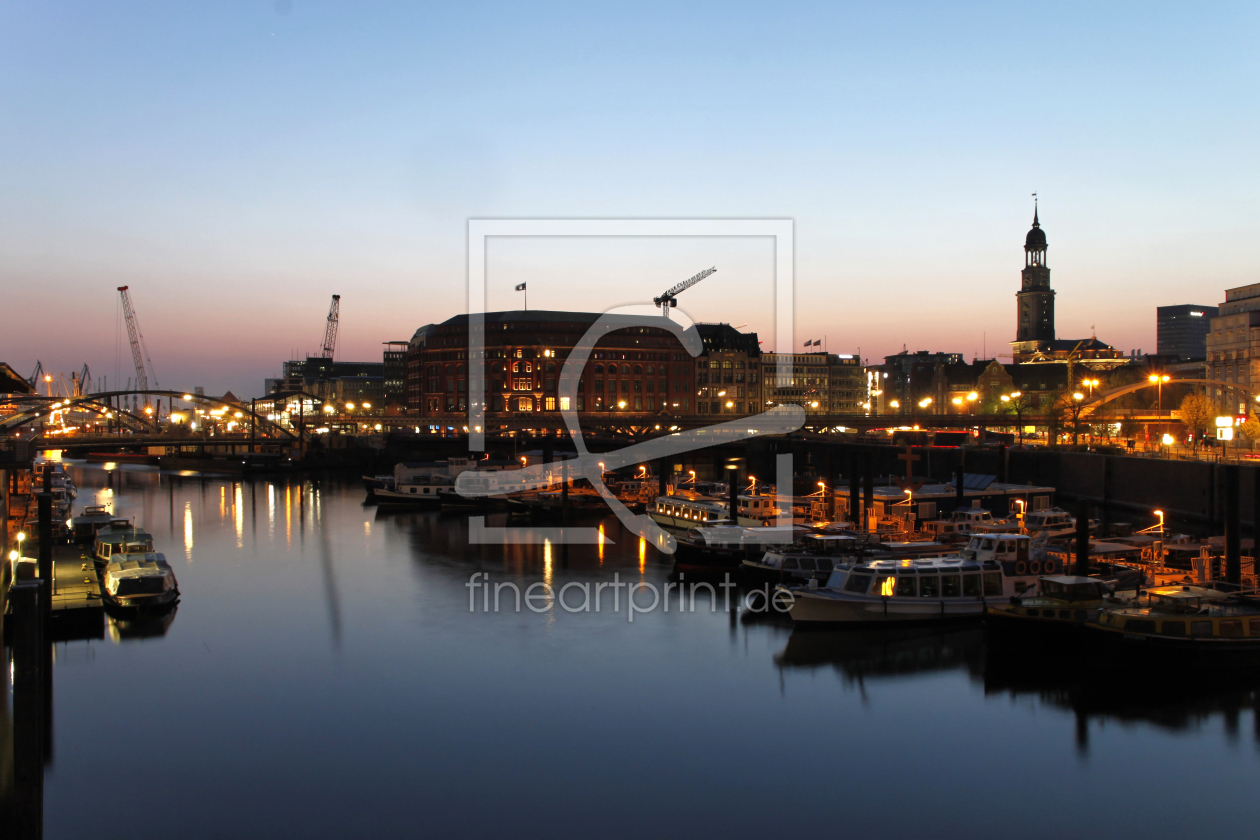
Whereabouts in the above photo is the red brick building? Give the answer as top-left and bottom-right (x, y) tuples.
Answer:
(406, 311), (695, 424)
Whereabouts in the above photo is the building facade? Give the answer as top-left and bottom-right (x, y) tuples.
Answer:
(694, 323), (762, 416)
(762, 352), (863, 415)
(1207, 285), (1260, 410)
(1158, 304), (1217, 362)
(383, 341), (408, 408)
(405, 310), (696, 424)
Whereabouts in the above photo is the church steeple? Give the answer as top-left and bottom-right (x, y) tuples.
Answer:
(1014, 200), (1055, 350)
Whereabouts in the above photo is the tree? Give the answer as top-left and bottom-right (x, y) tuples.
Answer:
(1241, 414), (1260, 446)
(997, 391), (1031, 445)
(1050, 390), (1088, 447)
(1178, 392), (1214, 449)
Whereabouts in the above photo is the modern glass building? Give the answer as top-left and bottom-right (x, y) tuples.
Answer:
(1158, 304), (1217, 361)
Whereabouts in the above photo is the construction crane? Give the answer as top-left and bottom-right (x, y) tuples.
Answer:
(320, 295), (341, 359)
(654, 267), (716, 319)
(118, 286), (158, 407)
(28, 360), (43, 389)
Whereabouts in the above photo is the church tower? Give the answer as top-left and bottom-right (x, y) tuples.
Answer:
(1011, 203), (1055, 359)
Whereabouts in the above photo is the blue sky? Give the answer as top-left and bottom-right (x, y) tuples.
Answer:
(2, 1), (1257, 396)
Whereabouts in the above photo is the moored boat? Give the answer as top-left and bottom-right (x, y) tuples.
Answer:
(93, 525), (155, 564)
(1086, 585), (1260, 659)
(102, 552), (180, 611)
(779, 534), (1046, 625)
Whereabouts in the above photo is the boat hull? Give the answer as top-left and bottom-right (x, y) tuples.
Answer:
(785, 590), (992, 624)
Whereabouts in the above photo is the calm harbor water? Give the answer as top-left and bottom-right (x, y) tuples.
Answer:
(21, 462), (1260, 838)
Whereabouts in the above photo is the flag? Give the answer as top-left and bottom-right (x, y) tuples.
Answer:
(515, 283), (527, 291)
(803, 339), (811, 348)
(813, 339), (822, 347)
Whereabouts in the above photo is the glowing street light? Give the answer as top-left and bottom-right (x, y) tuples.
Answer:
(1153, 509), (1165, 534)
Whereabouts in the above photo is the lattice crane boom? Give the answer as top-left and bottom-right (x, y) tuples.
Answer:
(321, 294), (341, 359)
(653, 267), (716, 318)
(117, 286), (158, 405)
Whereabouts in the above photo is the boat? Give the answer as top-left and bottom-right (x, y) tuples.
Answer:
(778, 533), (1048, 625)
(93, 525), (155, 564)
(371, 475), (454, 505)
(1086, 585), (1260, 659)
(69, 504), (117, 542)
(1022, 507), (1097, 539)
(101, 552), (180, 611)
(986, 575), (1117, 629)
(673, 524), (807, 573)
(746, 535), (955, 587)
(647, 495), (731, 533)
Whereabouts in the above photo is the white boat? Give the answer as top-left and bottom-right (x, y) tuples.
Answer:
(748, 535), (956, 585)
(647, 495), (731, 532)
(1022, 507), (1096, 539)
(102, 552), (179, 611)
(780, 533), (1054, 624)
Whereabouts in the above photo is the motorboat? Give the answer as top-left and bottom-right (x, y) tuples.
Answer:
(102, 552), (180, 611)
(779, 534), (1046, 624)
(93, 525), (155, 564)
(1022, 507), (1097, 539)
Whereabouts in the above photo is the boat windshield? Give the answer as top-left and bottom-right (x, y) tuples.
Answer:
(1041, 580), (1104, 601)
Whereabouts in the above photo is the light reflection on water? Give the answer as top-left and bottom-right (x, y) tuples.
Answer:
(24, 463), (1260, 839)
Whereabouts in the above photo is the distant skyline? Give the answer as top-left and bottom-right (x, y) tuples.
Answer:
(2, 2), (1257, 397)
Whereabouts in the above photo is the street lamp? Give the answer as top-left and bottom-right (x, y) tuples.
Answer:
(1154, 509), (1165, 534)
(1148, 373), (1170, 424)
(918, 397), (932, 410)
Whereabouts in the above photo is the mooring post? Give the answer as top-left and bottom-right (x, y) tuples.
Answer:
(11, 579), (45, 839)
(825, 448), (835, 520)
(848, 449), (860, 527)
(1253, 467), (1260, 554)
(657, 457), (668, 496)
(1224, 463), (1241, 586)
(728, 470), (739, 525)
(561, 459), (569, 527)
(954, 465), (966, 512)
(1075, 499), (1091, 578)
(862, 452), (874, 533)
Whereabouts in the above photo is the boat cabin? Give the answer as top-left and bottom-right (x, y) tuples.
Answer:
(1037, 575), (1109, 602)
(94, 528), (155, 562)
(1024, 509), (1075, 531)
(649, 495), (730, 529)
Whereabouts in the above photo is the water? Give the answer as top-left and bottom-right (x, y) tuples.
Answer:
(15, 463), (1260, 839)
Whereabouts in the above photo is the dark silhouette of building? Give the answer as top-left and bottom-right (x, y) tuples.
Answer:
(1158, 304), (1217, 361)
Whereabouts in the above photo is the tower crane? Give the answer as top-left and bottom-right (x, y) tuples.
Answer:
(321, 295), (341, 359)
(653, 267), (716, 319)
(118, 285), (158, 408)
(28, 360), (43, 389)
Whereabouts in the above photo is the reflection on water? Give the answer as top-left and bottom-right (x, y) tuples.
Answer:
(107, 606), (179, 642)
(6, 464), (1260, 839)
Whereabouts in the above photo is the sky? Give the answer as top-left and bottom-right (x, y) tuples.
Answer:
(2, 1), (1258, 398)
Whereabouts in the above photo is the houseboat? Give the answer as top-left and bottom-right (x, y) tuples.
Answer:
(986, 575), (1115, 629)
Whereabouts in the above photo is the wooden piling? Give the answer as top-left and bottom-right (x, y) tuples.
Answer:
(1075, 499), (1090, 577)
(10, 580), (45, 839)
(1224, 464), (1241, 586)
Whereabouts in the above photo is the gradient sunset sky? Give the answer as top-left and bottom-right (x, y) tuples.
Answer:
(2, 1), (1257, 397)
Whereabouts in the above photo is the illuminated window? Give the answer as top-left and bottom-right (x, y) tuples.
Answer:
(517, 397), (533, 412)
(545, 397), (557, 411)
(559, 396), (570, 411)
